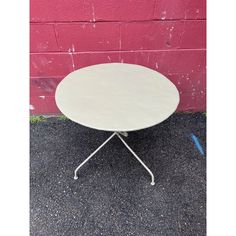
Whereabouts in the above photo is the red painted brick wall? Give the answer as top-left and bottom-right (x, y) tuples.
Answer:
(30, 0), (206, 114)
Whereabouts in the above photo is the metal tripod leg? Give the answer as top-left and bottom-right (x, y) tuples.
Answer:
(74, 132), (116, 179)
(74, 131), (155, 185)
(115, 132), (155, 185)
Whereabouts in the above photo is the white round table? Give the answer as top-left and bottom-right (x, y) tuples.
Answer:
(56, 63), (179, 185)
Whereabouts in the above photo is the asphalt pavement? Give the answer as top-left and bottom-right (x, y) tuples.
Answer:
(30, 113), (206, 236)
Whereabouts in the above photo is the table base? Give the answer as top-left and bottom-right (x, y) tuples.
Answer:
(74, 132), (155, 185)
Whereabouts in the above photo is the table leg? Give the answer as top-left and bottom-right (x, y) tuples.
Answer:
(74, 131), (155, 186)
(115, 132), (155, 185)
(74, 132), (116, 180)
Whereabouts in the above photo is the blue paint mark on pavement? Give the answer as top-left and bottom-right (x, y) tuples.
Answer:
(191, 134), (205, 156)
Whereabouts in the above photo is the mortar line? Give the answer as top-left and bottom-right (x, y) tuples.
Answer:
(30, 18), (206, 24)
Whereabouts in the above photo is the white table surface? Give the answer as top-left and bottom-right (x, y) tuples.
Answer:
(55, 63), (180, 132)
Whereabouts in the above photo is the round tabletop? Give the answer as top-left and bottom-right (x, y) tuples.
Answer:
(55, 63), (180, 132)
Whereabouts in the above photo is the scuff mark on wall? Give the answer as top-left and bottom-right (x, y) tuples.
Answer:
(32, 78), (57, 94)
(107, 56), (111, 62)
(179, 20), (186, 47)
(32, 61), (39, 69)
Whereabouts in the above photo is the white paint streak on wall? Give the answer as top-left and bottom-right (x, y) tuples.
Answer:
(72, 44), (75, 52)
(155, 62), (159, 69)
(68, 46), (75, 71)
(30, 104), (35, 110)
(161, 11), (166, 20)
(39, 96), (45, 99)
(169, 26), (174, 40)
(91, 3), (96, 22)
(71, 54), (75, 70)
